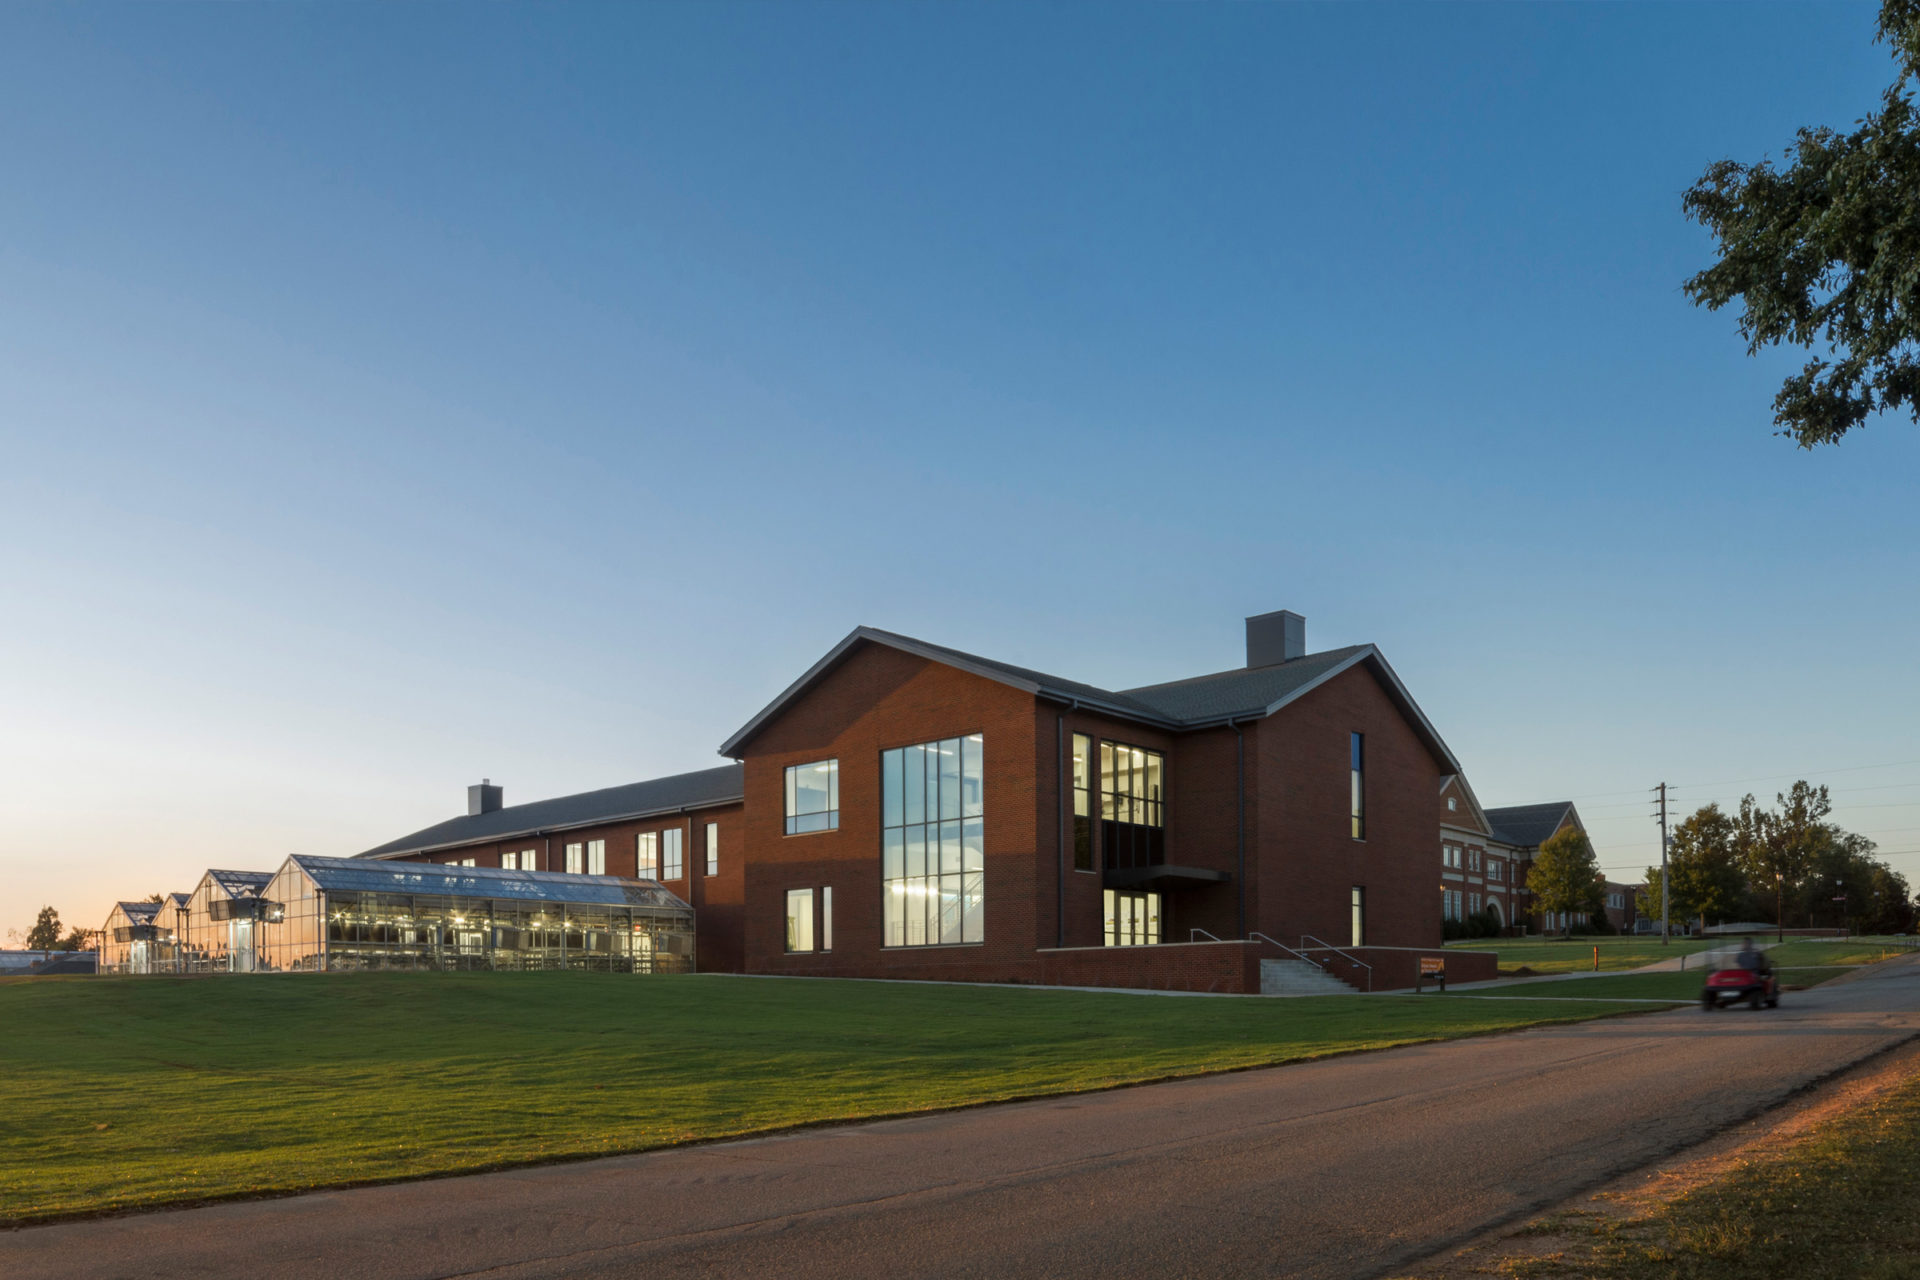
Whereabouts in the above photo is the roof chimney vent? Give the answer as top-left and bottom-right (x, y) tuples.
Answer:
(1245, 610), (1306, 668)
(468, 780), (503, 817)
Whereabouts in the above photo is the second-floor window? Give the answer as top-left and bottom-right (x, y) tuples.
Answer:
(565, 843), (584, 874)
(1100, 741), (1165, 869)
(1489, 860), (1503, 882)
(1443, 843), (1462, 869)
(785, 760), (839, 834)
(587, 839), (606, 876)
(705, 823), (719, 876)
(637, 831), (658, 878)
(1351, 732), (1366, 840)
(662, 828), (683, 880)
(1072, 734), (1093, 871)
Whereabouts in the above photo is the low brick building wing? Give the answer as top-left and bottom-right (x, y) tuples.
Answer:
(357, 765), (746, 974)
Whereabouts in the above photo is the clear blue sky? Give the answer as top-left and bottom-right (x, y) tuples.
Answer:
(4, 2), (1917, 938)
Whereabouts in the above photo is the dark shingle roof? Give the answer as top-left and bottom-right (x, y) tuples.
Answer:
(856, 629), (1173, 720)
(358, 764), (744, 860)
(1120, 646), (1373, 721)
(1485, 802), (1578, 848)
(117, 901), (160, 922)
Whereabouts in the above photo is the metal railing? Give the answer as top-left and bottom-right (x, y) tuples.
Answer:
(1297, 935), (1374, 992)
(1188, 929), (1368, 989)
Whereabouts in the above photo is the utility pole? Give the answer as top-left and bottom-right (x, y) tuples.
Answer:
(1654, 782), (1671, 944)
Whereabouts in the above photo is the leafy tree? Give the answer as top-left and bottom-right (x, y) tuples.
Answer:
(1683, 0), (1920, 446)
(24, 906), (62, 951)
(1737, 782), (1834, 931)
(1639, 803), (1746, 931)
(1859, 863), (1918, 934)
(56, 927), (92, 953)
(1530, 827), (1604, 935)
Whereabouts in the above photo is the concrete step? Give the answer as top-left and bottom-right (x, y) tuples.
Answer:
(1259, 956), (1357, 997)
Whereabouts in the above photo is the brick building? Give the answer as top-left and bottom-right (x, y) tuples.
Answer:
(347, 610), (1506, 991)
(1483, 801), (1591, 933)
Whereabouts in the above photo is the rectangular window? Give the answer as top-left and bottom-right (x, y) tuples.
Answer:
(459, 858), (476, 868)
(786, 888), (815, 953)
(705, 823), (719, 876)
(1351, 886), (1365, 948)
(1442, 843), (1461, 869)
(662, 828), (683, 880)
(565, 843), (584, 875)
(501, 851), (517, 871)
(785, 760), (840, 834)
(1103, 890), (1162, 946)
(587, 839), (606, 876)
(1099, 740), (1166, 869)
(1489, 860), (1502, 882)
(1469, 892), (1481, 915)
(822, 886), (833, 951)
(1071, 733), (1093, 871)
(636, 832), (658, 878)
(1350, 732), (1365, 840)
(881, 734), (984, 947)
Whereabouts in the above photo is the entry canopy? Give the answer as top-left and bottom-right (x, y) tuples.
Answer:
(1102, 865), (1232, 892)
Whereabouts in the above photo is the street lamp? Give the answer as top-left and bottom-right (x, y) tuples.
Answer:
(1776, 871), (1785, 943)
(1834, 877), (1848, 938)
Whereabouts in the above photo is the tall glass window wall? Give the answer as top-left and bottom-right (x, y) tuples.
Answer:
(881, 735), (984, 947)
(1100, 742), (1165, 868)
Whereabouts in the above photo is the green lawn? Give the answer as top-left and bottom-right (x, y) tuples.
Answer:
(0, 971), (1658, 1223)
(1453, 937), (1717, 974)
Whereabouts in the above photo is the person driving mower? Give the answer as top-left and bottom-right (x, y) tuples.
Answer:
(1700, 940), (1780, 1010)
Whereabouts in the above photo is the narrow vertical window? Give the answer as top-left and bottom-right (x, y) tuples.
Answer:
(662, 828), (683, 880)
(1071, 733), (1093, 871)
(822, 886), (833, 951)
(1350, 732), (1366, 840)
(587, 839), (606, 876)
(1350, 886), (1365, 947)
(786, 888), (815, 952)
(636, 831), (658, 878)
(882, 735), (984, 946)
(785, 760), (840, 834)
(705, 823), (719, 876)
(565, 842), (584, 874)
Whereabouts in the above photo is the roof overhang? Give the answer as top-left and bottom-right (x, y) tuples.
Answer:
(356, 794), (745, 861)
(1102, 864), (1233, 892)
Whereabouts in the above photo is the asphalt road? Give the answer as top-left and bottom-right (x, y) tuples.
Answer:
(12, 958), (1920, 1280)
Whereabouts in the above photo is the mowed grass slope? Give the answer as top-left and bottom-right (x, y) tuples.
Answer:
(2, 972), (1651, 1222)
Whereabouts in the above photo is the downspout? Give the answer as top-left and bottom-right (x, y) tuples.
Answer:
(1234, 719), (1246, 939)
(1055, 697), (1084, 949)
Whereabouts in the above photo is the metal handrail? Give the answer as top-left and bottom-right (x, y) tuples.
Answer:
(1297, 935), (1374, 992)
(1189, 928), (1222, 943)
(1244, 931), (1334, 972)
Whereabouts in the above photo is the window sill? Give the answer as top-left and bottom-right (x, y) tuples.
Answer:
(879, 941), (985, 951)
(783, 825), (841, 839)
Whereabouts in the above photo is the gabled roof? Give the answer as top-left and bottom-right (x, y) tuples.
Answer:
(284, 854), (690, 911)
(358, 764), (744, 861)
(167, 892), (190, 908)
(1439, 773), (1494, 835)
(1485, 802), (1581, 849)
(115, 901), (160, 922)
(718, 627), (1462, 774)
(206, 869), (274, 898)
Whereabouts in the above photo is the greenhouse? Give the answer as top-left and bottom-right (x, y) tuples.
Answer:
(250, 855), (695, 974)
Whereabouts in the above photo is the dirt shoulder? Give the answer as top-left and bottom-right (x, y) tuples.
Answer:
(1394, 1034), (1920, 1279)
